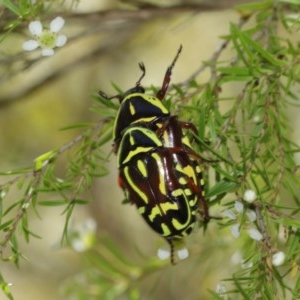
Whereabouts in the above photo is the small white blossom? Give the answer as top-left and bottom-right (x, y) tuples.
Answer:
(231, 251), (242, 265)
(29, 20), (42, 36)
(224, 209), (237, 220)
(241, 259), (253, 269)
(216, 281), (227, 295)
(157, 247), (170, 260)
(247, 228), (263, 241)
(177, 247), (189, 260)
(23, 16), (67, 56)
(70, 218), (97, 252)
(253, 115), (260, 123)
(272, 251), (285, 266)
(246, 209), (257, 222)
(50, 17), (65, 32)
(231, 224), (240, 238)
(0, 190), (7, 199)
(226, 199), (259, 240)
(234, 201), (244, 213)
(243, 189), (257, 203)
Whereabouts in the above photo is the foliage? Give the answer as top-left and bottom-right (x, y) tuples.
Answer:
(1, 0), (300, 299)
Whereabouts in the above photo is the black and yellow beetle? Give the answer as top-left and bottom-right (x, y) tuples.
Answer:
(100, 46), (209, 264)
(117, 117), (209, 263)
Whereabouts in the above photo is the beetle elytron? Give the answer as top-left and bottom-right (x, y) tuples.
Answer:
(100, 46), (209, 264)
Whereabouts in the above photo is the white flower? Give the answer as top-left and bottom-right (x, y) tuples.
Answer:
(272, 251), (285, 266)
(157, 247), (170, 260)
(243, 189), (256, 203)
(246, 209), (257, 222)
(215, 281), (227, 295)
(224, 209), (236, 220)
(231, 251), (242, 265)
(234, 201), (244, 213)
(231, 252), (253, 269)
(241, 259), (253, 269)
(231, 223), (240, 238)
(247, 228), (263, 241)
(177, 247), (189, 260)
(253, 115), (260, 123)
(22, 16), (67, 56)
(70, 218), (97, 252)
(227, 199), (259, 239)
(0, 190), (7, 199)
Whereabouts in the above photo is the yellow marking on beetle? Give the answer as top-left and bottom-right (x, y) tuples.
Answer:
(171, 205), (193, 231)
(169, 189), (193, 229)
(184, 188), (192, 196)
(200, 178), (205, 186)
(189, 198), (197, 206)
(182, 135), (192, 147)
(171, 189), (182, 197)
(138, 206), (146, 214)
(129, 133), (135, 146)
(161, 223), (171, 236)
(149, 202), (178, 222)
(183, 165), (197, 183)
(172, 217), (190, 231)
(145, 95), (169, 113)
(123, 93), (169, 114)
(132, 116), (156, 124)
(149, 206), (160, 222)
(196, 165), (202, 173)
(124, 167), (148, 204)
(181, 224), (194, 236)
(129, 102), (136, 115)
(137, 160), (148, 177)
(119, 127), (163, 165)
(179, 177), (187, 185)
(175, 164), (185, 173)
(122, 146), (153, 165)
(151, 153), (167, 196)
(112, 93), (169, 140)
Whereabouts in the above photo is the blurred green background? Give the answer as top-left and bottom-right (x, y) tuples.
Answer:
(2, 0), (294, 299)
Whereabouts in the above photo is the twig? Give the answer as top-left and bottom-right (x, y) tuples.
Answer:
(0, 171), (41, 256)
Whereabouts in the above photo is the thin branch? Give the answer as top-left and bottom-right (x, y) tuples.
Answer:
(182, 16), (249, 85)
(0, 171), (41, 257)
(0, 120), (105, 188)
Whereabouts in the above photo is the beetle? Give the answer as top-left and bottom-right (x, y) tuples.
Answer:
(117, 116), (209, 264)
(99, 46), (209, 263)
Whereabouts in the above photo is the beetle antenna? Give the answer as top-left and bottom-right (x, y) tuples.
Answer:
(136, 62), (146, 87)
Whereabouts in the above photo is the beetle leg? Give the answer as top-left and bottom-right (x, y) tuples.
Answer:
(98, 90), (122, 102)
(179, 121), (198, 137)
(167, 239), (176, 265)
(186, 178), (210, 224)
(136, 62), (146, 87)
(157, 45), (182, 101)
